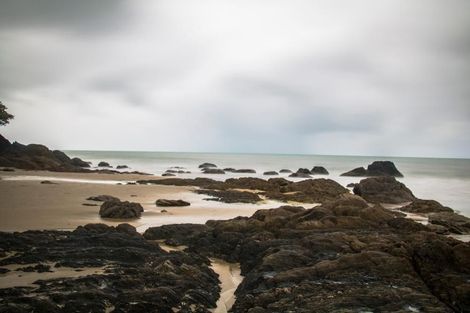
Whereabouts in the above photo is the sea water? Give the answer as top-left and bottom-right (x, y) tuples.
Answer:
(65, 151), (470, 217)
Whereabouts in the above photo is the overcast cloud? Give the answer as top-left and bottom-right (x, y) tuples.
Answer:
(1, 0), (469, 157)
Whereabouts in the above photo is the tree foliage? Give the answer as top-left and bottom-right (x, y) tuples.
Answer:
(0, 101), (14, 126)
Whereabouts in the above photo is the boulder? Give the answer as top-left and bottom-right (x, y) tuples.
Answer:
(156, 199), (191, 207)
(98, 161), (111, 167)
(311, 166), (329, 175)
(289, 172), (311, 178)
(296, 168), (311, 174)
(224, 167), (236, 172)
(341, 161), (403, 177)
(71, 157), (90, 168)
(428, 212), (470, 234)
(99, 200), (143, 218)
(116, 165), (129, 169)
(353, 176), (416, 204)
(263, 171), (278, 175)
(400, 199), (453, 214)
(162, 173), (176, 176)
(279, 169), (292, 173)
(198, 162), (217, 168)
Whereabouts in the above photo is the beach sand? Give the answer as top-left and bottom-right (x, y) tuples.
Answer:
(0, 170), (286, 232)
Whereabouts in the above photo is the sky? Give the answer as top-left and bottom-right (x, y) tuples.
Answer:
(1, 0), (469, 158)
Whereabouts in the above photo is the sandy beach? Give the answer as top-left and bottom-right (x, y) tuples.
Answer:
(0, 170), (290, 232)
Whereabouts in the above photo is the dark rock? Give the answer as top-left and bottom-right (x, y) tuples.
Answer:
(199, 162), (217, 168)
(196, 189), (262, 203)
(98, 161), (111, 167)
(99, 200), (144, 218)
(116, 165), (129, 169)
(353, 176), (416, 204)
(161, 209), (168, 213)
(279, 169), (292, 173)
(341, 161), (403, 177)
(87, 195), (119, 202)
(144, 224), (210, 243)
(263, 171), (278, 175)
(40, 180), (57, 184)
(428, 212), (470, 234)
(296, 168), (311, 174)
(156, 199), (191, 207)
(400, 199), (454, 214)
(233, 169), (256, 173)
(289, 172), (311, 178)
(0, 225), (220, 312)
(311, 166), (329, 175)
(71, 157), (90, 168)
(162, 173), (176, 176)
(1, 167), (14, 171)
(202, 168), (225, 174)
(224, 167), (236, 172)
(346, 183), (356, 188)
(82, 203), (99, 206)
(166, 169), (178, 173)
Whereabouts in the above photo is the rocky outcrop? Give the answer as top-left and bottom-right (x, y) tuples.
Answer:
(138, 177), (349, 204)
(71, 157), (90, 167)
(353, 176), (416, 204)
(98, 161), (111, 167)
(311, 166), (329, 175)
(155, 199), (190, 207)
(145, 195), (469, 313)
(0, 224), (220, 312)
(99, 200), (144, 218)
(195, 189), (262, 203)
(428, 212), (470, 234)
(341, 161), (403, 177)
(400, 199), (454, 214)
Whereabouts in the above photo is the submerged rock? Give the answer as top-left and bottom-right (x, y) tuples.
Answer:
(202, 168), (225, 174)
(289, 172), (311, 178)
(99, 200), (143, 218)
(341, 161), (403, 177)
(263, 171), (278, 175)
(155, 199), (191, 207)
(353, 176), (416, 204)
(116, 165), (129, 169)
(279, 169), (292, 173)
(233, 169), (256, 173)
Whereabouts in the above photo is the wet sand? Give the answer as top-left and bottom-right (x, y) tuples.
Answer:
(0, 170), (289, 232)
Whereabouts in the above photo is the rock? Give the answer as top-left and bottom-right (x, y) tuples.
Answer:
(116, 165), (129, 169)
(311, 166), (329, 175)
(166, 169), (178, 173)
(346, 183), (356, 188)
(71, 157), (90, 168)
(202, 168), (225, 174)
(162, 173), (176, 176)
(144, 224), (210, 243)
(289, 172), (311, 178)
(296, 168), (311, 174)
(198, 162), (217, 168)
(195, 189), (262, 203)
(234, 169), (256, 173)
(0, 225), (220, 312)
(341, 161), (403, 177)
(82, 203), (98, 206)
(224, 167), (236, 172)
(353, 176), (416, 204)
(279, 169), (292, 173)
(263, 171), (278, 175)
(161, 209), (168, 213)
(400, 199), (454, 214)
(98, 161), (111, 167)
(87, 195), (120, 202)
(428, 212), (470, 234)
(99, 200), (144, 218)
(156, 199), (191, 207)
(40, 180), (57, 184)
(1, 167), (14, 171)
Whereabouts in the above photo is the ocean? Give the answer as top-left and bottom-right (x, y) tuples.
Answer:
(65, 151), (470, 217)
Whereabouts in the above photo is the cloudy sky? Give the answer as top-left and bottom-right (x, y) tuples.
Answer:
(1, 0), (469, 157)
